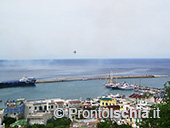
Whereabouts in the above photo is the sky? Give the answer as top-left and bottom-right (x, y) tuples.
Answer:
(0, 0), (170, 59)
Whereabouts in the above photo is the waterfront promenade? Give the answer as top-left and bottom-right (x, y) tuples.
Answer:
(36, 75), (168, 83)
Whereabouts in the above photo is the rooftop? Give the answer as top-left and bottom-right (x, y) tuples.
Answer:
(100, 98), (112, 101)
(69, 100), (81, 103)
(129, 93), (147, 99)
(27, 98), (63, 104)
(56, 101), (64, 104)
(27, 112), (52, 119)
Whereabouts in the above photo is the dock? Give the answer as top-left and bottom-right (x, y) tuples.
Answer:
(35, 75), (169, 83)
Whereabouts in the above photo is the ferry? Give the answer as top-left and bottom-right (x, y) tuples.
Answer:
(0, 77), (36, 88)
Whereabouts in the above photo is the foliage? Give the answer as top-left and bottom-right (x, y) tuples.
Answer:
(47, 117), (71, 128)
(86, 98), (92, 101)
(23, 117), (71, 128)
(97, 119), (131, 128)
(3, 117), (16, 128)
(24, 124), (45, 128)
(140, 81), (170, 128)
(9, 126), (18, 128)
(46, 123), (54, 128)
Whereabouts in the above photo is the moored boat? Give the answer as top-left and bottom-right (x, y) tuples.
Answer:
(111, 85), (119, 89)
(104, 71), (119, 89)
(118, 82), (134, 90)
(0, 77), (36, 88)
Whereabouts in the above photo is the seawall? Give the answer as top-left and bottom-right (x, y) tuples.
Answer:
(35, 75), (169, 83)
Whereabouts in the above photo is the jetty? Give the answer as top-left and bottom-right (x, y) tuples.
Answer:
(36, 75), (168, 83)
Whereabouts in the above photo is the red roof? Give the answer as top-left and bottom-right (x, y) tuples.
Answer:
(69, 101), (81, 103)
(129, 93), (147, 98)
(107, 105), (120, 110)
(56, 101), (64, 104)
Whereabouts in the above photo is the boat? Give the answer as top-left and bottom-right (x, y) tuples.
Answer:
(111, 82), (120, 89)
(0, 77), (36, 88)
(105, 83), (115, 88)
(134, 87), (139, 92)
(111, 84), (119, 89)
(104, 71), (113, 88)
(118, 82), (134, 90)
(104, 71), (119, 89)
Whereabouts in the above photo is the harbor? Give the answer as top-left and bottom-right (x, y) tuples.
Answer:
(35, 75), (169, 83)
(0, 61), (170, 128)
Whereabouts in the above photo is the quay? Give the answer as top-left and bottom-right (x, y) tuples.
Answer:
(36, 75), (169, 83)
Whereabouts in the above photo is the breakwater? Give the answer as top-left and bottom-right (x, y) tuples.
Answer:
(36, 75), (169, 83)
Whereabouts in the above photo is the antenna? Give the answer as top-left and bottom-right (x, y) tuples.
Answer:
(139, 78), (141, 86)
(116, 72), (117, 83)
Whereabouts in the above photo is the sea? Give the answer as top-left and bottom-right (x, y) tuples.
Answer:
(0, 59), (170, 108)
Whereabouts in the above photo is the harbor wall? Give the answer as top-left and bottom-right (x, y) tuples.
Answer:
(35, 75), (169, 84)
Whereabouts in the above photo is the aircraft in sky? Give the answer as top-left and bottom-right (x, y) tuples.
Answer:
(73, 50), (77, 54)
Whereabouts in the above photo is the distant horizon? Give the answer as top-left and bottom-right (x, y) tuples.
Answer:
(1, 58), (170, 61)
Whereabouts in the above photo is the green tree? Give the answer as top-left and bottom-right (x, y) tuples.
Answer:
(46, 123), (54, 128)
(3, 117), (16, 128)
(86, 98), (92, 101)
(97, 119), (131, 128)
(24, 124), (45, 128)
(47, 117), (71, 128)
(140, 81), (170, 128)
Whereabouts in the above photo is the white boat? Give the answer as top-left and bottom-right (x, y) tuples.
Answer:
(118, 82), (134, 90)
(105, 83), (114, 88)
(104, 71), (119, 89)
(19, 77), (36, 84)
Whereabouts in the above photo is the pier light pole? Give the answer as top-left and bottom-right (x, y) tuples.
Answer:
(139, 78), (141, 86)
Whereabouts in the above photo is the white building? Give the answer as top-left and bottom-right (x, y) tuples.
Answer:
(24, 98), (64, 118)
(0, 109), (4, 125)
(27, 112), (52, 125)
(65, 100), (81, 108)
(136, 100), (148, 110)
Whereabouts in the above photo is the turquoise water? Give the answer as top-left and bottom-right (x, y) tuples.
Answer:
(0, 59), (170, 108)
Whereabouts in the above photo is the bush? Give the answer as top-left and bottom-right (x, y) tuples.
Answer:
(47, 117), (71, 128)
(3, 117), (16, 128)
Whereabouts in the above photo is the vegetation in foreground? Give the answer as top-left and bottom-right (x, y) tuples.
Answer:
(3, 117), (16, 128)
(97, 119), (131, 128)
(3, 117), (71, 128)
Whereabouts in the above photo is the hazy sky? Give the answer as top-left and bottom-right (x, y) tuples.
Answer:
(0, 0), (170, 59)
